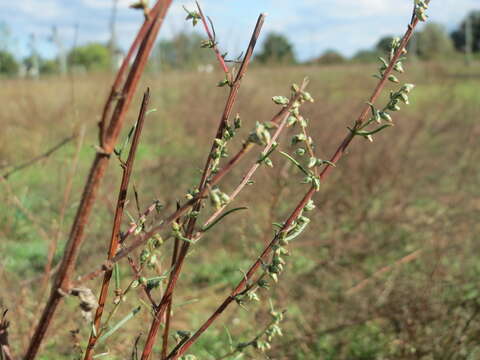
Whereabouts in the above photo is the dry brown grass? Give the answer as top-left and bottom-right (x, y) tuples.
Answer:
(1, 61), (480, 359)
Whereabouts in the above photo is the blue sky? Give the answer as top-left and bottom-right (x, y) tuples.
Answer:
(0, 0), (478, 61)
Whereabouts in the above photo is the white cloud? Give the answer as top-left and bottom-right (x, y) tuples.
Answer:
(0, 0), (69, 20)
(2, 0), (478, 61)
(80, 0), (133, 10)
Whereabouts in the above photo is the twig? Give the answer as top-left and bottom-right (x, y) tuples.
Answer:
(167, 5), (428, 357)
(345, 249), (423, 296)
(75, 65), (301, 287)
(199, 80), (308, 233)
(83, 89), (151, 360)
(167, 186), (316, 359)
(140, 13), (266, 360)
(2, 136), (75, 180)
(0, 310), (13, 360)
(195, 1), (229, 75)
(318, 6), (425, 181)
(161, 221), (180, 359)
(40, 126), (86, 300)
(25, 3), (173, 359)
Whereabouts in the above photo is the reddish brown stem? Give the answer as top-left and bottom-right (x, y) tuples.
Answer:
(127, 256), (158, 307)
(161, 236), (180, 359)
(200, 81), (308, 231)
(167, 187), (316, 359)
(140, 14), (266, 360)
(24, 3), (172, 359)
(167, 7), (426, 358)
(83, 89), (151, 360)
(320, 14), (421, 180)
(98, 0), (167, 146)
(0, 310), (13, 360)
(75, 76), (298, 287)
(195, 1), (229, 75)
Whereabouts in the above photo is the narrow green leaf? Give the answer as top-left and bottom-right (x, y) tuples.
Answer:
(98, 306), (141, 344)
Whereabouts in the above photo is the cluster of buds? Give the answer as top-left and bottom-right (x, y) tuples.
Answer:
(247, 121), (273, 146)
(386, 83), (415, 112)
(415, 0), (429, 22)
(210, 114), (241, 174)
(375, 37), (407, 82)
(182, 6), (201, 26)
(209, 187), (230, 210)
(278, 201), (314, 245)
(352, 33), (418, 142)
(235, 303), (285, 354)
(279, 151), (321, 190)
(132, 274), (166, 291)
(351, 82), (415, 142)
(139, 236), (163, 269)
(179, 355), (197, 360)
(171, 221), (195, 244)
(287, 83), (314, 128)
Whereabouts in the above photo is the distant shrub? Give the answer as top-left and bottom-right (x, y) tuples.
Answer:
(451, 10), (480, 53)
(376, 36), (396, 54)
(67, 42), (111, 71)
(155, 32), (213, 70)
(256, 32), (297, 65)
(315, 49), (346, 65)
(0, 49), (18, 75)
(414, 23), (455, 60)
(352, 49), (382, 63)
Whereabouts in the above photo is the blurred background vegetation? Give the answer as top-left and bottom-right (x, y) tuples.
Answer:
(0, 10), (479, 76)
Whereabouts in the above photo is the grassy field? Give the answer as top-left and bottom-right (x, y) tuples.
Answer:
(1, 61), (480, 359)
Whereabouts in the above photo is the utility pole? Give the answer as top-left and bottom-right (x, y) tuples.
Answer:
(109, 0), (119, 71)
(465, 13), (473, 66)
(28, 34), (39, 78)
(51, 26), (67, 75)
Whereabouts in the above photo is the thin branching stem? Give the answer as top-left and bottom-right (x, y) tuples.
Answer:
(166, 5), (428, 358)
(195, 1), (229, 75)
(74, 67), (304, 290)
(1, 135), (75, 180)
(24, 3), (172, 359)
(139, 13), (266, 360)
(166, 186), (316, 359)
(83, 89), (151, 360)
(319, 5), (427, 180)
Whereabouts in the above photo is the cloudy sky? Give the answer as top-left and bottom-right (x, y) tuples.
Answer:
(0, 0), (478, 61)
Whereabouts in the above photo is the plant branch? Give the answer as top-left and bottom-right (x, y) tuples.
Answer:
(74, 72), (302, 287)
(139, 14), (266, 359)
(195, 1), (229, 75)
(319, 5), (426, 181)
(167, 186), (316, 359)
(166, 5), (428, 357)
(83, 89), (151, 360)
(2, 135), (75, 180)
(24, 2), (172, 359)
(0, 310), (13, 360)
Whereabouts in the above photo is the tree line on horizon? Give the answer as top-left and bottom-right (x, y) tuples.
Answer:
(0, 10), (479, 76)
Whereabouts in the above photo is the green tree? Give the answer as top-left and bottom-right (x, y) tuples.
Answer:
(451, 11), (480, 53)
(39, 59), (60, 75)
(315, 49), (346, 65)
(351, 49), (381, 63)
(256, 33), (296, 64)
(376, 36), (395, 54)
(0, 50), (18, 75)
(68, 43), (111, 71)
(156, 32), (212, 70)
(414, 23), (454, 60)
